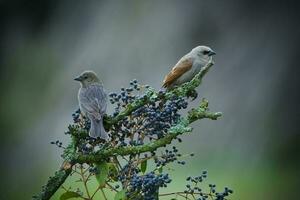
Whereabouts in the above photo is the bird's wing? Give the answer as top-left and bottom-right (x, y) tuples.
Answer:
(80, 84), (107, 120)
(162, 58), (193, 88)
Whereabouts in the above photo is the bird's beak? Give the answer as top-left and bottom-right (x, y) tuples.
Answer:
(74, 76), (82, 81)
(208, 50), (216, 56)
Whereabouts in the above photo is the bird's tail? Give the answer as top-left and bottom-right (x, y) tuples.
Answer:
(89, 117), (108, 140)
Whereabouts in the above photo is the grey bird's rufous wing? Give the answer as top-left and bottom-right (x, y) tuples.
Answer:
(162, 58), (193, 88)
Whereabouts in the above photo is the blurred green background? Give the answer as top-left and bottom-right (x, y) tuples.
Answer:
(0, 0), (299, 199)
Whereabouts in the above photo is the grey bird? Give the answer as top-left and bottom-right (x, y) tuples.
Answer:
(74, 70), (108, 140)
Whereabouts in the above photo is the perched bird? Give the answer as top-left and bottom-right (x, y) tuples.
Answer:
(162, 46), (216, 89)
(74, 71), (108, 140)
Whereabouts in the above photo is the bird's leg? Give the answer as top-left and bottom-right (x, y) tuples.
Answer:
(186, 89), (198, 101)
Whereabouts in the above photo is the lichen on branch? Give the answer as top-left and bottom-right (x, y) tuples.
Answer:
(76, 99), (221, 164)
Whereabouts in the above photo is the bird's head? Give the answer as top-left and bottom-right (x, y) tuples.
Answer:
(74, 70), (101, 87)
(191, 46), (216, 60)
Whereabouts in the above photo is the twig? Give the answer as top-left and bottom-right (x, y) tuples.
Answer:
(106, 182), (119, 193)
(159, 191), (229, 200)
(80, 165), (91, 199)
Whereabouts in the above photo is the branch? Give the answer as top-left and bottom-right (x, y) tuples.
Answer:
(76, 101), (221, 164)
(32, 168), (72, 200)
(33, 59), (216, 200)
(104, 59), (214, 129)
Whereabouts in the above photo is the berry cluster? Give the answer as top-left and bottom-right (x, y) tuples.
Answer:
(183, 172), (233, 200)
(153, 146), (193, 168)
(71, 108), (90, 131)
(108, 79), (188, 146)
(71, 108), (81, 123)
(154, 147), (178, 167)
(132, 96), (187, 139)
(208, 184), (233, 200)
(50, 140), (63, 148)
(109, 79), (144, 106)
(118, 162), (141, 185)
(128, 172), (171, 200)
(184, 171), (208, 194)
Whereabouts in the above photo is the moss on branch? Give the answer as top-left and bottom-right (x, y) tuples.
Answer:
(76, 100), (221, 164)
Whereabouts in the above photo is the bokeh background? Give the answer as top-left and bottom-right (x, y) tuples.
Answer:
(0, 0), (299, 199)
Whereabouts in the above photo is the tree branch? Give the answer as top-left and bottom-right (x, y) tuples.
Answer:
(33, 59), (216, 200)
(76, 104), (221, 164)
(104, 59), (214, 129)
(32, 168), (72, 200)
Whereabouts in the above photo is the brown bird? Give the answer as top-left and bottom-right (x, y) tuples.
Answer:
(162, 46), (215, 89)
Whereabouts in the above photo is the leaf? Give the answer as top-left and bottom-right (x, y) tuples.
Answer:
(107, 163), (118, 181)
(114, 190), (126, 200)
(60, 191), (80, 200)
(140, 160), (147, 173)
(95, 162), (109, 187)
(158, 166), (163, 173)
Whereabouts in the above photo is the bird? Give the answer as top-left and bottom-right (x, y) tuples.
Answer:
(74, 70), (108, 140)
(162, 46), (216, 89)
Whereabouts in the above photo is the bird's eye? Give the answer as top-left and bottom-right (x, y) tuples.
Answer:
(203, 50), (210, 55)
(84, 76), (88, 79)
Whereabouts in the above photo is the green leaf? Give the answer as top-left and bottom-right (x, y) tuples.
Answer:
(60, 191), (80, 200)
(140, 160), (147, 173)
(108, 163), (118, 181)
(114, 189), (126, 200)
(158, 166), (163, 173)
(96, 162), (109, 187)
